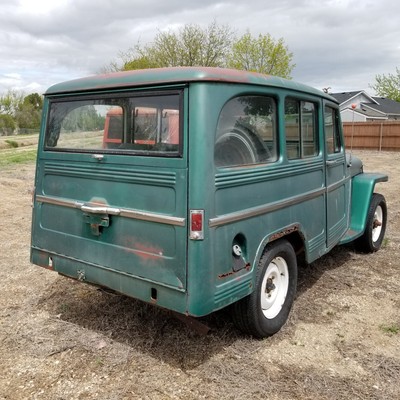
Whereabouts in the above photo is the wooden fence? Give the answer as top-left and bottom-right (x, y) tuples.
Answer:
(343, 121), (400, 151)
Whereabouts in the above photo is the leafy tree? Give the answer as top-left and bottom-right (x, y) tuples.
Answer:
(15, 104), (41, 130)
(0, 91), (43, 133)
(115, 21), (234, 71)
(106, 23), (295, 79)
(370, 68), (400, 102)
(0, 90), (24, 116)
(16, 93), (43, 130)
(0, 114), (16, 135)
(0, 90), (23, 134)
(103, 51), (157, 73)
(228, 32), (295, 78)
(23, 93), (43, 110)
(123, 55), (156, 71)
(108, 23), (294, 79)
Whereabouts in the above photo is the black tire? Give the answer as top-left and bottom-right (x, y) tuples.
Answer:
(232, 239), (298, 338)
(356, 193), (387, 253)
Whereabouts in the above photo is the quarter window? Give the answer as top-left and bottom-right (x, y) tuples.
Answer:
(324, 106), (342, 154)
(285, 99), (318, 159)
(215, 96), (277, 168)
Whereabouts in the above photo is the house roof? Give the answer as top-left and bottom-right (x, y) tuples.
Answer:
(371, 97), (400, 115)
(331, 91), (377, 105)
(331, 91), (400, 117)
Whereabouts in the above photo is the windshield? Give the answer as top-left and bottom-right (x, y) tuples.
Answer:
(45, 91), (182, 156)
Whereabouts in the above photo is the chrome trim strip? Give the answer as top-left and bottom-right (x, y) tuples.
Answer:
(36, 195), (85, 209)
(36, 195), (186, 227)
(117, 208), (185, 226)
(209, 187), (326, 228)
(327, 175), (350, 193)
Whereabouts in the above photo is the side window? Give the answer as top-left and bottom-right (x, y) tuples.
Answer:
(324, 106), (342, 154)
(215, 96), (277, 168)
(285, 99), (318, 159)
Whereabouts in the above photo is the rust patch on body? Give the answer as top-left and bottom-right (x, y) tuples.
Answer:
(218, 263), (250, 279)
(48, 67), (274, 95)
(122, 237), (164, 261)
(270, 225), (299, 242)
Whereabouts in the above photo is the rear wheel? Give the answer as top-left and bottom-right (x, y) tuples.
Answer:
(232, 239), (297, 338)
(356, 193), (387, 253)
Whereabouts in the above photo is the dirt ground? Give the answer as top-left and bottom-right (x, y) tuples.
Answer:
(0, 150), (399, 400)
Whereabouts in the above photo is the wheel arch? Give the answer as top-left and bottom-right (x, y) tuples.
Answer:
(253, 225), (305, 279)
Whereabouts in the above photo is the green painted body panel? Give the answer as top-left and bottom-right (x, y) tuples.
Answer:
(31, 83), (190, 314)
(339, 173), (388, 244)
(30, 67), (387, 318)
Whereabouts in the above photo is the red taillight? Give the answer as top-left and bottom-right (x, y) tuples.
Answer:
(190, 210), (204, 240)
(191, 213), (202, 231)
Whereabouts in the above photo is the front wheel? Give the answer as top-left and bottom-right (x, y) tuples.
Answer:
(356, 193), (387, 253)
(232, 239), (298, 338)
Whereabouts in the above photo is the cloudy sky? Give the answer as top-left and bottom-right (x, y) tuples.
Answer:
(1, 0), (399, 95)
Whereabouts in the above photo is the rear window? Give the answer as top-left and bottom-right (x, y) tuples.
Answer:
(45, 91), (182, 156)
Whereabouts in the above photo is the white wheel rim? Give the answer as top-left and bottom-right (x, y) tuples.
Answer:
(372, 205), (383, 243)
(260, 256), (289, 319)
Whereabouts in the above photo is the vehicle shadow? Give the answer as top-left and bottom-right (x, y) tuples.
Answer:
(38, 277), (243, 370)
(38, 244), (356, 370)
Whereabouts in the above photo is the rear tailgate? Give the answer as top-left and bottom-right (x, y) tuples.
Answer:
(31, 90), (188, 294)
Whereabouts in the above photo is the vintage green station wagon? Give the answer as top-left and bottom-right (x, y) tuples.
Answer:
(31, 67), (388, 338)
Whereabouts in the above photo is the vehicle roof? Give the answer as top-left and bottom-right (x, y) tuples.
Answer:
(45, 67), (337, 102)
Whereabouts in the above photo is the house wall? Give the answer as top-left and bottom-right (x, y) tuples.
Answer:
(341, 109), (367, 122)
(340, 93), (373, 110)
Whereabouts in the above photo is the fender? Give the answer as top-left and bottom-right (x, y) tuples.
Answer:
(253, 223), (304, 276)
(340, 172), (388, 244)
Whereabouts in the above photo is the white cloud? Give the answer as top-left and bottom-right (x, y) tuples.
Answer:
(0, 0), (399, 94)
(0, 73), (23, 91)
(17, 0), (70, 15)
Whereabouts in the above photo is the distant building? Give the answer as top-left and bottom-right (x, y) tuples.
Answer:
(330, 91), (400, 122)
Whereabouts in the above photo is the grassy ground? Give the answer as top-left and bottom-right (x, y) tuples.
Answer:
(0, 134), (38, 166)
(0, 150), (399, 400)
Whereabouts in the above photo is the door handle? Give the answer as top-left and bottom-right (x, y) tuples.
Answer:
(80, 204), (121, 215)
(81, 204), (120, 236)
(326, 159), (341, 167)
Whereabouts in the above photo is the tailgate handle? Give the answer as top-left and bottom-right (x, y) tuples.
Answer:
(80, 204), (121, 215)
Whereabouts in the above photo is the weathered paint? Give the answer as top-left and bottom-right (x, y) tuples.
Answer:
(31, 67), (387, 320)
(45, 67), (336, 103)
